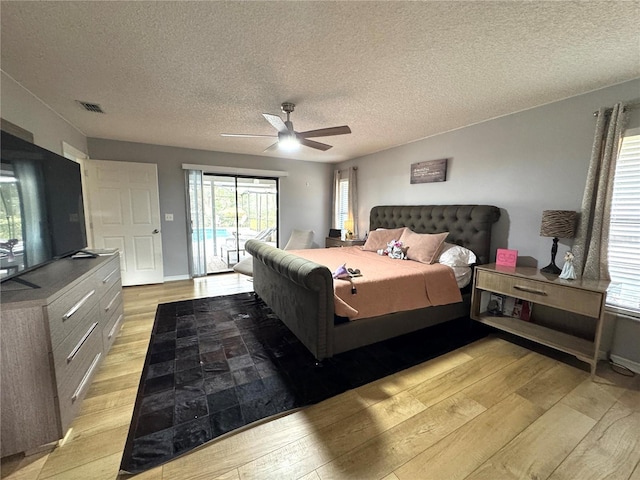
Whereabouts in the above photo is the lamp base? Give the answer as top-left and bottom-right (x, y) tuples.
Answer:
(540, 262), (561, 275)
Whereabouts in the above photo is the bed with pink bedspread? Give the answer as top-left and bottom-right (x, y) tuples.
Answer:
(291, 247), (462, 320)
(246, 205), (501, 361)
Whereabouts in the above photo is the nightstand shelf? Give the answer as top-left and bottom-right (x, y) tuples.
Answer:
(325, 237), (366, 248)
(474, 313), (595, 364)
(471, 263), (610, 376)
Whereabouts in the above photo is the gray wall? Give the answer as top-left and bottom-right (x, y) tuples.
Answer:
(1, 71), (88, 155)
(339, 78), (640, 268)
(337, 78), (640, 369)
(87, 138), (333, 279)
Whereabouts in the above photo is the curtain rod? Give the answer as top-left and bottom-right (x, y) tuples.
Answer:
(593, 101), (640, 117)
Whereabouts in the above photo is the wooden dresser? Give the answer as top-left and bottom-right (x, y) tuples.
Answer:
(0, 254), (124, 457)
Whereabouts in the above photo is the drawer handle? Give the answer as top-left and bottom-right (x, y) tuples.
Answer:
(108, 314), (124, 340)
(71, 352), (101, 402)
(63, 290), (96, 320)
(67, 322), (99, 363)
(102, 268), (119, 284)
(104, 291), (121, 312)
(513, 285), (548, 296)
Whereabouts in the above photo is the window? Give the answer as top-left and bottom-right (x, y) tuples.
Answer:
(335, 178), (349, 229)
(608, 129), (640, 314)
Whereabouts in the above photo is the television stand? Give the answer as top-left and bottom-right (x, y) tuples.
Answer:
(1, 254), (124, 457)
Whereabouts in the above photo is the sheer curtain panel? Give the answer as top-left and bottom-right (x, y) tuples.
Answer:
(186, 169), (207, 277)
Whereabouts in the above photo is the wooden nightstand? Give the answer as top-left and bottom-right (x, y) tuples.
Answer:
(470, 263), (610, 376)
(325, 237), (366, 248)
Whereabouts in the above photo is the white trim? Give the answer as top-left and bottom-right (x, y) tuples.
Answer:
(62, 141), (88, 162)
(163, 274), (191, 282)
(610, 354), (640, 374)
(181, 163), (288, 178)
(62, 142), (92, 248)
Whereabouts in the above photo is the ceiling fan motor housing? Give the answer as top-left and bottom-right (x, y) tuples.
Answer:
(281, 102), (295, 115)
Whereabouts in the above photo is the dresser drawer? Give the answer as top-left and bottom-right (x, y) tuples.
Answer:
(100, 281), (123, 317)
(93, 256), (121, 298)
(103, 304), (125, 352)
(47, 281), (100, 349)
(52, 303), (102, 393)
(475, 270), (603, 317)
(57, 339), (103, 432)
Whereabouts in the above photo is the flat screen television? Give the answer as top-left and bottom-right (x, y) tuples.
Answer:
(1, 130), (87, 283)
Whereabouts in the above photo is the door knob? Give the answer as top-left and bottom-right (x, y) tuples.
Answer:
(152, 229), (159, 234)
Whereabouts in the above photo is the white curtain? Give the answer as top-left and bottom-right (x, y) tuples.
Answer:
(186, 169), (207, 277)
(348, 167), (358, 238)
(573, 103), (627, 280)
(332, 169), (340, 228)
(332, 167), (358, 237)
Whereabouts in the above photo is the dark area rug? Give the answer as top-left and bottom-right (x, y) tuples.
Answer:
(120, 292), (486, 474)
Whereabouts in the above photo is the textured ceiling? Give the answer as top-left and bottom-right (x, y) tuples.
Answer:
(1, 1), (639, 163)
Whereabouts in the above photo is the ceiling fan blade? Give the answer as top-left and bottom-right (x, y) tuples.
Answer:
(221, 133), (277, 138)
(262, 113), (288, 133)
(300, 138), (332, 151)
(298, 125), (351, 138)
(263, 142), (280, 152)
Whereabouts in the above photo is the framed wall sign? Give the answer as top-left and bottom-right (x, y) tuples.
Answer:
(410, 158), (448, 184)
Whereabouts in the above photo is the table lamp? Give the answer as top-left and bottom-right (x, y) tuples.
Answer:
(539, 210), (577, 274)
(343, 219), (354, 239)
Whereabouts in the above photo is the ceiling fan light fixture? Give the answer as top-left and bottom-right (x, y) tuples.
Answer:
(278, 134), (300, 151)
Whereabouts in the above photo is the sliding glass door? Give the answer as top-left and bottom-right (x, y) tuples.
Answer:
(188, 173), (278, 275)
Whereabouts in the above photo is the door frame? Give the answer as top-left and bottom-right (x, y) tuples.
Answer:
(183, 164), (288, 277)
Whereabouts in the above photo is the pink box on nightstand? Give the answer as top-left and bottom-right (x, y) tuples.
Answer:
(496, 248), (518, 267)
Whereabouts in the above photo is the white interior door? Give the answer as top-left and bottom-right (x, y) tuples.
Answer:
(86, 160), (164, 286)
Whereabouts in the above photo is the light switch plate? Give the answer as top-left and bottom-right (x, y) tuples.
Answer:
(165, 213), (174, 221)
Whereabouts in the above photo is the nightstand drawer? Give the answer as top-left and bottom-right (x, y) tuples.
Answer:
(475, 270), (603, 317)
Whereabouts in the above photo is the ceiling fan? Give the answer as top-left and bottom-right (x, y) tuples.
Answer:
(221, 102), (351, 152)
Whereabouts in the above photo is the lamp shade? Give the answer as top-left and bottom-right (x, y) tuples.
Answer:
(540, 210), (577, 238)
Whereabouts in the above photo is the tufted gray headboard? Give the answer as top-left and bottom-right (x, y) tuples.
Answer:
(369, 205), (501, 265)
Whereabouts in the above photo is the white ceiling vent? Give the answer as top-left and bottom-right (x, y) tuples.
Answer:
(76, 100), (105, 113)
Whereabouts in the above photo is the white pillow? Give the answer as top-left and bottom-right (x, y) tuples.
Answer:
(438, 243), (477, 267)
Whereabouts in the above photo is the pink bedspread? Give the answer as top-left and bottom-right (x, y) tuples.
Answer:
(288, 247), (462, 320)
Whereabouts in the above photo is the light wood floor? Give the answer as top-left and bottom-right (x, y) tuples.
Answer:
(2, 273), (639, 480)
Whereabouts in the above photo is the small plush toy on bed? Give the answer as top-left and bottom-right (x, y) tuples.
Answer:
(377, 239), (408, 260)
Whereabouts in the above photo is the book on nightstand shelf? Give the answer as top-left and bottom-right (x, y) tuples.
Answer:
(487, 293), (532, 321)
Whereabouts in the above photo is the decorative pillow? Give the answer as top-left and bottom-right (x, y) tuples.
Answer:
(362, 227), (407, 251)
(438, 242), (477, 267)
(399, 230), (449, 264)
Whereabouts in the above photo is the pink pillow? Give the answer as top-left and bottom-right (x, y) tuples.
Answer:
(399, 230), (449, 264)
(362, 227), (407, 251)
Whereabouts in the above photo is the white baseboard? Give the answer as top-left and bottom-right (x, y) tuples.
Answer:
(163, 274), (190, 282)
(610, 354), (640, 374)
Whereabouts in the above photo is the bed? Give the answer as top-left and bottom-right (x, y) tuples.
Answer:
(245, 204), (501, 361)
